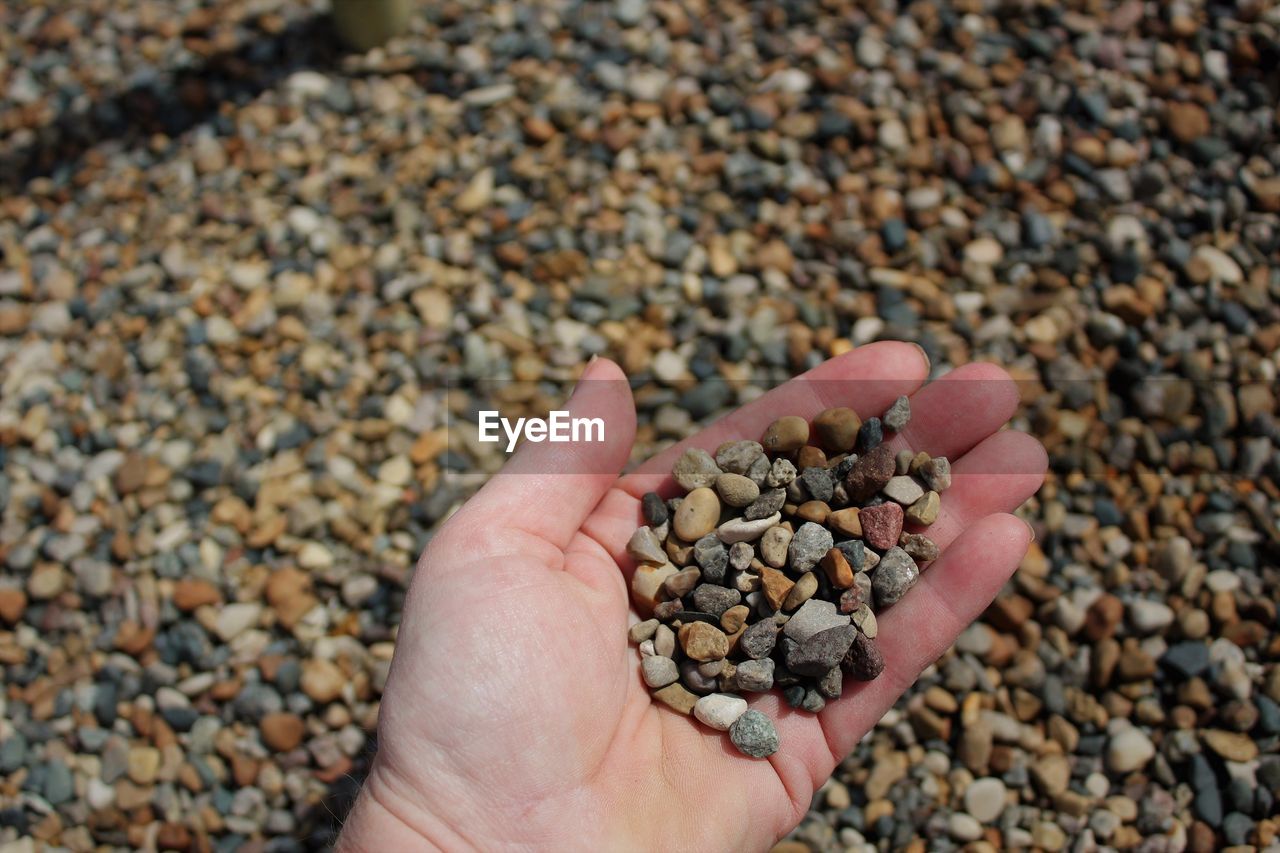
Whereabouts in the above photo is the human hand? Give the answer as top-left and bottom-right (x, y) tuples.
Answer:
(338, 342), (1047, 851)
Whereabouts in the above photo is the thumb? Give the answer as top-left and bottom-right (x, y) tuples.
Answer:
(447, 357), (637, 554)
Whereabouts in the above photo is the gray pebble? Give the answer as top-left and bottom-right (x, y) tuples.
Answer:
(735, 658), (775, 691)
(728, 541), (754, 570)
(744, 487), (786, 520)
(692, 584), (741, 617)
(627, 527), (667, 564)
(679, 659), (719, 695)
(783, 598), (851, 642)
(918, 456), (952, 492)
(740, 619), (779, 659)
(730, 709), (780, 758)
(800, 466), (835, 502)
(693, 535), (729, 583)
(766, 457), (798, 487)
(786, 624), (858, 676)
(673, 448), (722, 490)
(715, 440), (764, 475)
(873, 547), (920, 608)
(788, 522), (834, 573)
(642, 655), (679, 688)
(883, 395), (911, 432)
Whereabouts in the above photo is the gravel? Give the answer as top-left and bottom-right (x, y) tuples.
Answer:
(2, 0), (1277, 846)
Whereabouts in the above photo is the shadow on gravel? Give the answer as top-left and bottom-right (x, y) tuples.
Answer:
(0, 13), (344, 192)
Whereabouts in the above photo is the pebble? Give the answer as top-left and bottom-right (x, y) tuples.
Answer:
(860, 502), (905, 551)
(6, 0), (1264, 840)
(694, 694), (749, 731)
(965, 777), (1009, 823)
(1108, 727), (1156, 773)
(762, 417), (810, 453)
(845, 445), (897, 502)
(872, 547), (919, 607)
(729, 710), (780, 758)
(674, 487), (721, 541)
(642, 655), (680, 688)
(716, 473), (760, 507)
(882, 475), (925, 506)
(882, 396), (911, 432)
(673, 449), (722, 491)
(788, 522), (834, 574)
(813, 408), (861, 453)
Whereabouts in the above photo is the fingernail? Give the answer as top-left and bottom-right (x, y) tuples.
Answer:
(1022, 517), (1037, 542)
(570, 354), (601, 398)
(910, 342), (931, 374)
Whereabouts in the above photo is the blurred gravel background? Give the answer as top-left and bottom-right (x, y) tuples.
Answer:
(1, 0), (1278, 850)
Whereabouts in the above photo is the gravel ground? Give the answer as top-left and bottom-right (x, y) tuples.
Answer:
(1, 0), (1279, 850)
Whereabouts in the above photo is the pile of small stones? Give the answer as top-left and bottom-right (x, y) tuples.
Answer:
(627, 399), (951, 757)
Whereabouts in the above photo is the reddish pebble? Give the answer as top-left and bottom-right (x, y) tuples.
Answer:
(860, 502), (904, 551)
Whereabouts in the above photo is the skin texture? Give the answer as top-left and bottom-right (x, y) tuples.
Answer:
(338, 342), (1048, 852)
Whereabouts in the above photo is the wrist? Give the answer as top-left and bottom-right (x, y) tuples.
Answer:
(338, 761), (471, 852)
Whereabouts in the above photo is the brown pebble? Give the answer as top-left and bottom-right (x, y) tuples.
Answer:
(760, 566), (795, 610)
(762, 416), (810, 453)
(260, 712), (306, 752)
(796, 445), (828, 471)
(845, 445), (896, 502)
(795, 500), (830, 523)
(0, 588), (28, 624)
(813, 407), (861, 453)
(673, 487), (721, 541)
(821, 548), (854, 589)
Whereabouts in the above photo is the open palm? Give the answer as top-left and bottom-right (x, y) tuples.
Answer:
(339, 342), (1047, 851)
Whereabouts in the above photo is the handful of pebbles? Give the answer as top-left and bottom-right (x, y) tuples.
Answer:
(627, 398), (952, 759)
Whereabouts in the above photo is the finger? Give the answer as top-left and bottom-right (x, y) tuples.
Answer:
(616, 341), (931, 498)
(444, 357), (637, 556)
(911, 430), (1048, 552)
(758, 513), (1034, 785)
(883, 361), (1021, 461)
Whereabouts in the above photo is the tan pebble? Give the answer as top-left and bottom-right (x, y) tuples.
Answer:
(663, 567), (701, 599)
(665, 535), (694, 566)
(628, 619), (659, 643)
(652, 682), (699, 715)
(782, 572), (818, 610)
(906, 491), (941, 525)
(721, 605), (750, 634)
(715, 473), (760, 507)
(762, 416), (809, 453)
(678, 622), (730, 661)
(673, 487), (721, 540)
(827, 507), (862, 537)
(630, 562), (678, 617)
(909, 451), (931, 473)
(760, 526), (792, 568)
